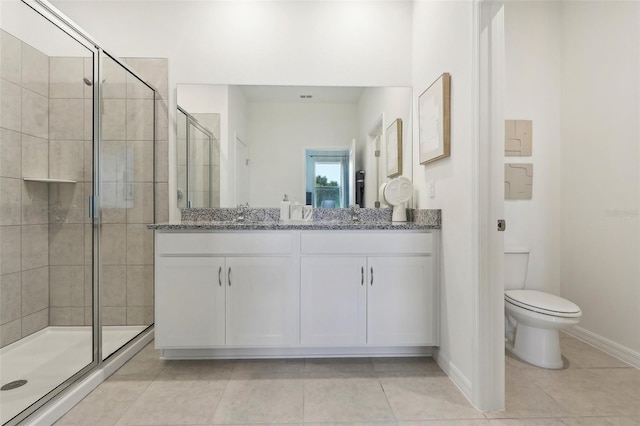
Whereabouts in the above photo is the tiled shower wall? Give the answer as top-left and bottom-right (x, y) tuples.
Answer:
(0, 28), (169, 347)
(46, 54), (93, 327)
(0, 30), (52, 346)
(98, 56), (168, 327)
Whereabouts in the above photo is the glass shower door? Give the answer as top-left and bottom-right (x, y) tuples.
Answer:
(188, 122), (213, 208)
(176, 106), (215, 208)
(176, 108), (188, 208)
(99, 54), (155, 360)
(0, 2), (97, 424)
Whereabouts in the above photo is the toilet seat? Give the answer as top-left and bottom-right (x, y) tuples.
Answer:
(505, 289), (581, 318)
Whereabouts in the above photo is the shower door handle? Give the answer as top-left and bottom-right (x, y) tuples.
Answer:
(88, 195), (97, 219)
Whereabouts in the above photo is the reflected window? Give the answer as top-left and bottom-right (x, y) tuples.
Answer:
(305, 150), (349, 208)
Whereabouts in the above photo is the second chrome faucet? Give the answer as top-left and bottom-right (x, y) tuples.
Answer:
(350, 204), (360, 222)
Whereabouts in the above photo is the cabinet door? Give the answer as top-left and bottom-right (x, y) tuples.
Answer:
(301, 256), (367, 345)
(155, 256), (226, 348)
(225, 257), (297, 346)
(367, 256), (434, 345)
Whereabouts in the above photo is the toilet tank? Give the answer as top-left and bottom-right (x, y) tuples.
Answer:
(504, 247), (529, 290)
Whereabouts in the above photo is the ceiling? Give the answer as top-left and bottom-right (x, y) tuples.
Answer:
(239, 85), (366, 104)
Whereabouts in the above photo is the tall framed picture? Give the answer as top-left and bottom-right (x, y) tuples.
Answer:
(419, 72), (451, 165)
(386, 118), (402, 178)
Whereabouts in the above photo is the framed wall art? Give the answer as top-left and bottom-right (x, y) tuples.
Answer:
(386, 118), (402, 178)
(419, 72), (451, 165)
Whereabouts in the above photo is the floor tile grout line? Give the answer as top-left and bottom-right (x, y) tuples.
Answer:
(110, 376), (156, 426)
(377, 374), (400, 424)
(301, 364), (306, 425)
(206, 371), (232, 425)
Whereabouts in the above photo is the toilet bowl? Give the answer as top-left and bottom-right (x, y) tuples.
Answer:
(505, 289), (581, 368)
(504, 248), (582, 369)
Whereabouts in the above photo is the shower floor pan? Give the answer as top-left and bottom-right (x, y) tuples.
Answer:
(0, 325), (145, 424)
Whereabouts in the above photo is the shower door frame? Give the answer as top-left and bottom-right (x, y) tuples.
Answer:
(177, 105), (214, 208)
(98, 52), (157, 361)
(4, 1), (159, 424)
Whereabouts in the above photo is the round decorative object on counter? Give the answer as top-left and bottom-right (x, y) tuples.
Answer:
(382, 176), (413, 222)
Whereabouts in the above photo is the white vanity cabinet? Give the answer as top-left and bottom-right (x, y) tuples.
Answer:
(300, 232), (436, 347)
(155, 256), (226, 348)
(155, 232), (297, 348)
(224, 256), (296, 346)
(300, 256), (368, 345)
(366, 256), (434, 345)
(154, 228), (438, 357)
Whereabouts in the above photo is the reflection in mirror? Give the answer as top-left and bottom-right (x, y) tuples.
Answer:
(177, 85), (412, 209)
(305, 150), (351, 208)
(176, 106), (220, 208)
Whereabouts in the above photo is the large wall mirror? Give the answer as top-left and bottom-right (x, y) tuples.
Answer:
(177, 84), (413, 209)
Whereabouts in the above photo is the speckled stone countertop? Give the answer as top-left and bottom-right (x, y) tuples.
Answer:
(148, 208), (441, 231)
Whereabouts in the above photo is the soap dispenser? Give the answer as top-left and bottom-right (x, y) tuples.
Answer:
(280, 194), (290, 221)
(290, 201), (303, 220)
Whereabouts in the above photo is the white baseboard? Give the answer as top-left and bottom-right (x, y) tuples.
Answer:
(160, 345), (434, 360)
(26, 329), (154, 426)
(564, 326), (640, 369)
(433, 348), (473, 403)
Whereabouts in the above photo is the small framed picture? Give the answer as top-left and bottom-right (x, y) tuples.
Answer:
(419, 72), (451, 165)
(386, 118), (402, 178)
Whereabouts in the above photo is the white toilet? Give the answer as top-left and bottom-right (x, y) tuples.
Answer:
(504, 247), (582, 369)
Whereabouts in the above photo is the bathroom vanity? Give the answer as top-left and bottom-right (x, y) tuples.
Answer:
(149, 212), (440, 359)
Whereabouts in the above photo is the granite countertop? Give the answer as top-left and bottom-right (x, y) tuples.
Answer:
(147, 207), (441, 231)
(148, 220), (439, 231)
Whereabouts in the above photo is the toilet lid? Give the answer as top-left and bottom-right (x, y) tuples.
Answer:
(505, 289), (582, 318)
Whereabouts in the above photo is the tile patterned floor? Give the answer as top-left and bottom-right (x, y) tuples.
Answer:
(55, 334), (640, 425)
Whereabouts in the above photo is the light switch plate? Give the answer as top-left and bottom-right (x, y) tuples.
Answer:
(427, 180), (435, 198)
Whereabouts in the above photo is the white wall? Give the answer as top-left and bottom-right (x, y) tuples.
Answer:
(178, 85), (227, 114)
(357, 87), (413, 208)
(51, 0), (414, 220)
(504, 2), (563, 295)
(411, 0), (475, 399)
(227, 85), (248, 207)
(247, 102), (357, 207)
(560, 1), (640, 353)
(0, 0), (89, 56)
(53, 0), (413, 87)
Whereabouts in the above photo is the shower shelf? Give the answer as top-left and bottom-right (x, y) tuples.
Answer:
(23, 177), (77, 184)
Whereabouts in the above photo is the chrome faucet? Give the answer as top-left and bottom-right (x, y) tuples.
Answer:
(236, 203), (249, 222)
(350, 204), (361, 222)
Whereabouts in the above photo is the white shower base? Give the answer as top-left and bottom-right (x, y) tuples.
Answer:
(0, 325), (145, 424)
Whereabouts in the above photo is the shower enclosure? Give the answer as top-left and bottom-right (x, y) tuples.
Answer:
(176, 106), (220, 208)
(0, 1), (160, 424)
